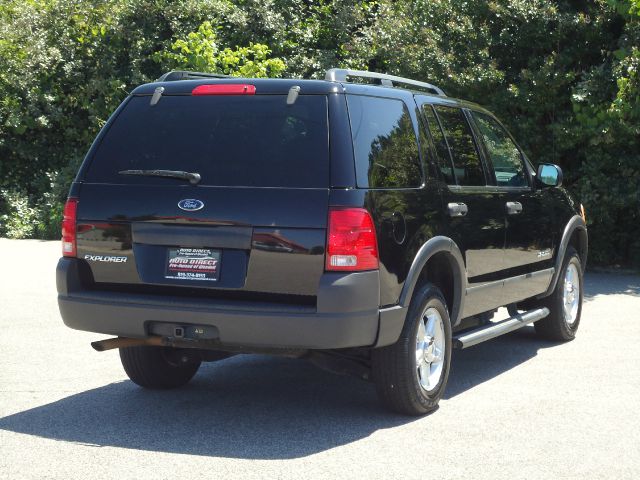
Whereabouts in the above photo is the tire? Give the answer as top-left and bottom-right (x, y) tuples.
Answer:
(372, 283), (452, 416)
(534, 246), (583, 341)
(119, 346), (201, 389)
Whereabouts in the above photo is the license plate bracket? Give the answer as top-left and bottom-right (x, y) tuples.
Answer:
(165, 247), (221, 282)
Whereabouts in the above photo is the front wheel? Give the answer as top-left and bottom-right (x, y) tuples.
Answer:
(534, 246), (583, 341)
(372, 284), (452, 416)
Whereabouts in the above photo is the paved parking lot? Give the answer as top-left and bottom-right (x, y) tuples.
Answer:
(1, 239), (639, 479)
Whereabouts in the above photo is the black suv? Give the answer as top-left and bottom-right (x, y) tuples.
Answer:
(57, 68), (588, 415)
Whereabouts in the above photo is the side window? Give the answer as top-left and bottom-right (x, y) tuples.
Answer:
(421, 104), (455, 184)
(433, 106), (485, 186)
(347, 95), (422, 188)
(473, 112), (529, 187)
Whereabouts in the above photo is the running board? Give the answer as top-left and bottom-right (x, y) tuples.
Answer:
(453, 307), (549, 349)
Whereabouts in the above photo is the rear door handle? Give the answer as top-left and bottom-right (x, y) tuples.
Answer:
(506, 201), (523, 215)
(448, 202), (468, 217)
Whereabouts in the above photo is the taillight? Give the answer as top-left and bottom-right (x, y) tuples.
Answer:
(326, 207), (379, 271)
(192, 84), (256, 96)
(61, 197), (78, 257)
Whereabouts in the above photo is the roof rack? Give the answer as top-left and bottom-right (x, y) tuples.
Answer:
(157, 70), (230, 82)
(325, 68), (445, 96)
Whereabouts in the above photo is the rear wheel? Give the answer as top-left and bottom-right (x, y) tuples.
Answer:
(372, 284), (452, 416)
(119, 346), (201, 389)
(534, 246), (583, 341)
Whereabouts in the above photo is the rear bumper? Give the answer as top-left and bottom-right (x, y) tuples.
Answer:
(57, 257), (403, 349)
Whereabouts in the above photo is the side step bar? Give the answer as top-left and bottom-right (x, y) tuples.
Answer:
(453, 307), (549, 349)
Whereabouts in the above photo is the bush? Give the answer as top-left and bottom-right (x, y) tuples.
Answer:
(0, 190), (39, 239)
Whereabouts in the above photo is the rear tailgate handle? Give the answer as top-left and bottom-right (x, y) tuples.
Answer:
(448, 202), (468, 217)
(506, 201), (523, 215)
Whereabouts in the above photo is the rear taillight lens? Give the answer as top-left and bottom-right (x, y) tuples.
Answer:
(61, 197), (78, 257)
(192, 84), (256, 96)
(326, 207), (379, 271)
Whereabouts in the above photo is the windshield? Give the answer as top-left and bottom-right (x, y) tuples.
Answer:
(84, 94), (329, 188)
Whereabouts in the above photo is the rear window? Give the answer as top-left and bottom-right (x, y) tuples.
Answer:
(346, 95), (422, 189)
(85, 94), (329, 188)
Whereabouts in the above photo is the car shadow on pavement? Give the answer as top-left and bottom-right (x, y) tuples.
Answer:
(0, 329), (556, 459)
(445, 327), (555, 398)
(583, 272), (640, 301)
(0, 355), (411, 459)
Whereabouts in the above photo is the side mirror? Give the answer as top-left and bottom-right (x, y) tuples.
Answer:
(536, 163), (563, 187)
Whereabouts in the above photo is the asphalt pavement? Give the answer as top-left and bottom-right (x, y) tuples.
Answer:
(1, 239), (639, 479)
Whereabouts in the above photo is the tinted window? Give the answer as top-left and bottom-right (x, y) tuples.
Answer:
(347, 95), (422, 188)
(434, 106), (485, 186)
(473, 112), (528, 187)
(85, 95), (329, 188)
(421, 104), (455, 184)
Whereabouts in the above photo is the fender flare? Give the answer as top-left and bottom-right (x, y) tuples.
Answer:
(375, 236), (466, 347)
(542, 214), (588, 297)
(399, 236), (467, 326)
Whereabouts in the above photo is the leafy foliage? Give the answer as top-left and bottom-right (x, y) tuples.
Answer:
(0, 0), (638, 266)
(0, 0), (284, 239)
(155, 21), (285, 77)
(0, 190), (39, 239)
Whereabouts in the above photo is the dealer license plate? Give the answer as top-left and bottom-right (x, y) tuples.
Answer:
(165, 248), (221, 282)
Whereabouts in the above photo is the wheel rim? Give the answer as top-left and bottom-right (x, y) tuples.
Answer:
(415, 307), (445, 392)
(563, 263), (580, 326)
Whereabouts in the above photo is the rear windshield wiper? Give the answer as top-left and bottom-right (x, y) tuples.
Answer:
(118, 169), (201, 185)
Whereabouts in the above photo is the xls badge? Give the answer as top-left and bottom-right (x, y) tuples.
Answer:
(84, 254), (128, 263)
(537, 249), (551, 259)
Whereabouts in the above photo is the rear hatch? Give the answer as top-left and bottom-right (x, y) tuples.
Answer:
(75, 85), (330, 304)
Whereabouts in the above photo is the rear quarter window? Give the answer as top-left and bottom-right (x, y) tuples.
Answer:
(346, 95), (422, 189)
(84, 95), (329, 188)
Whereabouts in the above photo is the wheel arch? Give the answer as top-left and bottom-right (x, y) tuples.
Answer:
(375, 236), (466, 348)
(399, 236), (466, 326)
(542, 214), (587, 297)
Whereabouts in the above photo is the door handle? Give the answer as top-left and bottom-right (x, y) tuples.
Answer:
(448, 202), (468, 217)
(506, 201), (523, 215)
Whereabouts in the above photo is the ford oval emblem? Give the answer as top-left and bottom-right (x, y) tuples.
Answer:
(178, 199), (204, 212)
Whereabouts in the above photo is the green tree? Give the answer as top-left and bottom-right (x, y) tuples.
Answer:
(155, 21), (285, 77)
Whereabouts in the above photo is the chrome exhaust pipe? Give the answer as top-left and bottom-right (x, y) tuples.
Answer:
(91, 335), (308, 357)
(91, 336), (165, 352)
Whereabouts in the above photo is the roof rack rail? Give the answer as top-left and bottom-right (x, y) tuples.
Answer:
(157, 70), (230, 82)
(325, 68), (445, 96)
